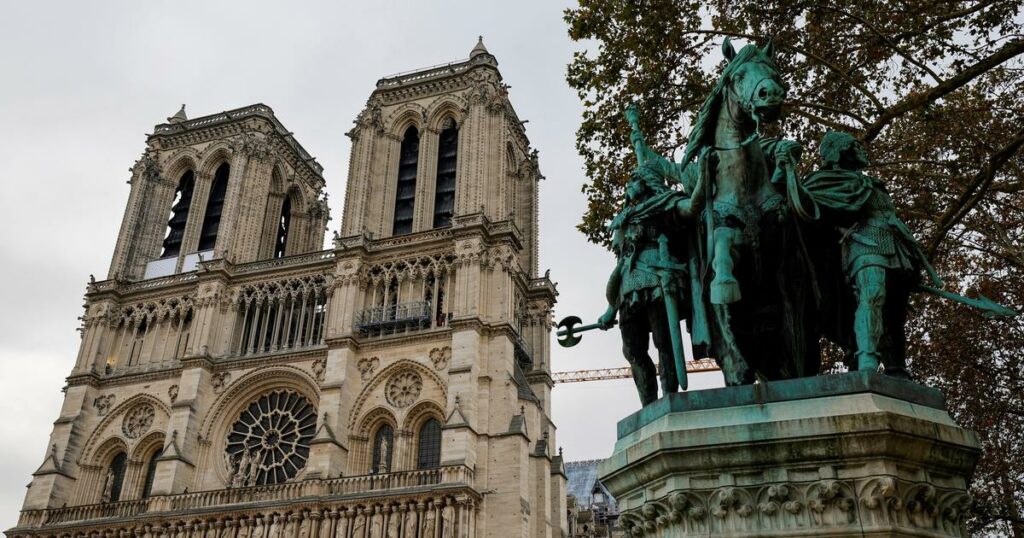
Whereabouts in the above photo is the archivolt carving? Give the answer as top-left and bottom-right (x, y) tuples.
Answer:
(348, 359), (447, 429)
(424, 96), (468, 130)
(199, 365), (319, 443)
(196, 142), (234, 178)
(81, 394), (170, 463)
(384, 102), (428, 136)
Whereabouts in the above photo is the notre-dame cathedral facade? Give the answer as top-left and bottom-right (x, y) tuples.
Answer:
(9, 39), (565, 538)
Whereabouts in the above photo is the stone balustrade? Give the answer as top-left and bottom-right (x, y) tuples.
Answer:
(15, 465), (475, 531)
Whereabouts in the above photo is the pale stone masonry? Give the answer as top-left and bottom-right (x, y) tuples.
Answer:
(10, 39), (566, 538)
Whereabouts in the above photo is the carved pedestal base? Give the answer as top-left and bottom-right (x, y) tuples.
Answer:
(599, 372), (979, 537)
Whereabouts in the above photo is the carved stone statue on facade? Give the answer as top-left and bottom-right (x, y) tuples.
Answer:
(101, 468), (115, 503)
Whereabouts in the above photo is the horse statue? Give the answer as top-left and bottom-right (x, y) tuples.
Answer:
(631, 38), (820, 385)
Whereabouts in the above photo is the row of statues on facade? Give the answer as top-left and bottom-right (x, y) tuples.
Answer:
(560, 39), (1013, 405)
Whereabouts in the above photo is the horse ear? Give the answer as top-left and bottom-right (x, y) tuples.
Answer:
(722, 38), (737, 62)
(762, 38), (776, 59)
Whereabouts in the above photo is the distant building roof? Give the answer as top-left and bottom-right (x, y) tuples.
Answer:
(565, 459), (618, 512)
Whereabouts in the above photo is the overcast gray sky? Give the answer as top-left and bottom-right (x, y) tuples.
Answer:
(0, 1), (724, 524)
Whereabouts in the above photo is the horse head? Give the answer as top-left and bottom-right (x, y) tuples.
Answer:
(721, 37), (786, 125)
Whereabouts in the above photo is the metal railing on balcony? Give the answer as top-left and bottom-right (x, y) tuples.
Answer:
(354, 300), (433, 337)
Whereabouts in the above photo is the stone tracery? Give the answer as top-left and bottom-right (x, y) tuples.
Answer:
(225, 389), (317, 486)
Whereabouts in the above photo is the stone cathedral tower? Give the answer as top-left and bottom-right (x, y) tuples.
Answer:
(10, 39), (564, 538)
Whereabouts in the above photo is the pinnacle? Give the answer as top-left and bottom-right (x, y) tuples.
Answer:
(470, 35), (489, 58)
(168, 104), (188, 124)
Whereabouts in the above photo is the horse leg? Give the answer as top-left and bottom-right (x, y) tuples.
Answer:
(711, 226), (742, 304)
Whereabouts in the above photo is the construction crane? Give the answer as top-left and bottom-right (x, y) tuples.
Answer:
(551, 358), (720, 384)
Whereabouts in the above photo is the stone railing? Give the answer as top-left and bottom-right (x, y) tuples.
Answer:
(326, 465), (473, 496)
(232, 250), (336, 276)
(19, 499), (149, 527)
(17, 466), (474, 529)
(376, 59), (472, 88)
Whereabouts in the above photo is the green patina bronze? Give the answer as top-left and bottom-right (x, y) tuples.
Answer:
(558, 38), (1015, 406)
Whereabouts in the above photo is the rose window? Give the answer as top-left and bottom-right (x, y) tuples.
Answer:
(385, 371), (423, 408)
(225, 390), (317, 486)
(122, 403), (155, 439)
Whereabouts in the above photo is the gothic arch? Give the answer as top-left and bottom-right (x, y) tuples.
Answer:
(163, 151), (200, 184)
(196, 143), (234, 180)
(90, 436), (130, 468)
(400, 400), (445, 433)
(284, 184), (308, 214)
(347, 358), (448, 430)
(199, 366), (320, 486)
(384, 103), (427, 137)
(129, 430), (166, 462)
(355, 405), (397, 437)
(425, 96), (467, 130)
(80, 393), (170, 464)
(269, 162), (288, 195)
(200, 365), (319, 440)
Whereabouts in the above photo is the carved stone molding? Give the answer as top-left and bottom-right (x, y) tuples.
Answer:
(601, 373), (980, 538)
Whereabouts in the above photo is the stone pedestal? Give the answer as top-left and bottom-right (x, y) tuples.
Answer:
(599, 372), (979, 537)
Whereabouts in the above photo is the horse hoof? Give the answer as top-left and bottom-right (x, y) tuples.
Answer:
(711, 279), (741, 304)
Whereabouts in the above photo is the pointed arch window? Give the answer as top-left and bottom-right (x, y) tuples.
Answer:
(104, 452), (128, 503)
(198, 163), (230, 251)
(433, 121), (458, 228)
(274, 195), (292, 259)
(160, 171), (195, 258)
(141, 449), (160, 498)
(372, 424), (394, 473)
(416, 418), (442, 469)
(392, 127), (419, 236)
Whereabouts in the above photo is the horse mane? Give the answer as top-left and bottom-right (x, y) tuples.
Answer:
(680, 44), (765, 165)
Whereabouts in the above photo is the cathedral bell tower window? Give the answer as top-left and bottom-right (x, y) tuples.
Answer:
(160, 171), (195, 258)
(392, 127), (419, 236)
(274, 195), (292, 259)
(432, 120), (458, 228)
(198, 163), (230, 252)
